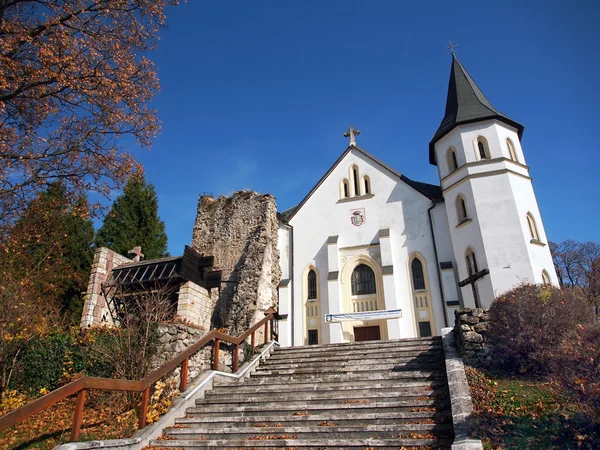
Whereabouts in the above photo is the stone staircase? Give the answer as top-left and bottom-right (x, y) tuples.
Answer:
(150, 337), (454, 449)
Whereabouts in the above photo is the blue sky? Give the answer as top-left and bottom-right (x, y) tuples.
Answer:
(123, 0), (599, 255)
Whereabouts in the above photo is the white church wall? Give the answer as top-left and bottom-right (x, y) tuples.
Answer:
(508, 174), (559, 286)
(288, 148), (448, 344)
(276, 224), (292, 346)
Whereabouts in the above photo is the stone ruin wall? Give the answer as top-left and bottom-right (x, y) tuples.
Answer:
(453, 307), (492, 365)
(191, 190), (281, 335)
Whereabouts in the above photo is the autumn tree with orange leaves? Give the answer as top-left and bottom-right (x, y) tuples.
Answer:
(0, 0), (178, 230)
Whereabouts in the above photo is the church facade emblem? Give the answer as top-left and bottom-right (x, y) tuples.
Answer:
(350, 208), (366, 227)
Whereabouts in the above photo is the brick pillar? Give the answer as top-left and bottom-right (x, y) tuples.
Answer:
(175, 281), (216, 330)
(80, 248), (131, 328)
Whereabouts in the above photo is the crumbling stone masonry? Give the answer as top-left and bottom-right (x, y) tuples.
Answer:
(453, 308), (492, 365)
(191, 191), (281, 335)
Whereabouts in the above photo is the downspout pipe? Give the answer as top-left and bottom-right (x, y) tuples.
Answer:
(277, 215), (294, 346)
(428, 199), (449, 328)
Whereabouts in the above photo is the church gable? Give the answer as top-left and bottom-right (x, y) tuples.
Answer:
(281, 145), (441, 223)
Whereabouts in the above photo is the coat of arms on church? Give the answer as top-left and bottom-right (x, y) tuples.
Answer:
(350, 208), (366, 227)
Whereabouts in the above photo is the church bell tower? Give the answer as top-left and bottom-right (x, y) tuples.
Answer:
(429, 54), (558, 308)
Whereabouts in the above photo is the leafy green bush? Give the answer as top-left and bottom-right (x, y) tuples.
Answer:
(10, 328), (114, 395)
(488, 285), (594, 375)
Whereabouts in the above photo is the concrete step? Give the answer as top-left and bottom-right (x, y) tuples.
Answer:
(186, 398), (449, 416)
(203, 386), (447, 403)
(149, 437), (453, 448)
(267, 348), (443, 363)
(175, 410), (453, 428)
(258, 358), (444, 371)
(162, 423), (454, 440)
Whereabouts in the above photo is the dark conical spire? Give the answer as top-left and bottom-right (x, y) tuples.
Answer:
(429, 55), (524, 165)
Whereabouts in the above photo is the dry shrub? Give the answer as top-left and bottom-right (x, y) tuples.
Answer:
(550, 323), (600, 415)
(488, 285), (594, 375)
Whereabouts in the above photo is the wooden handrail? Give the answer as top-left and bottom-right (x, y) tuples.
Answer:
(0, 312), (275, 442)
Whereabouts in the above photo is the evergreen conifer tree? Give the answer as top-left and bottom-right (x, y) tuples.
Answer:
(95, 176), (168, 260)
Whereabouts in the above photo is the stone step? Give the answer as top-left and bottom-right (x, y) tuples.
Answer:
(278, 337), (441, 351)
(186, 398), (449, 416)
(267, 348), (444, 363)
(212, 378), (447, 393)
(198, 391), (447, 407)
(203, 386), (447, 403)
(237, 370), (446, 385)
(162, 423), (454, 440)
(273, 341), (442, 356)
(251, 363), (445, 377)
(258, 358), (444, 371)
(175, 410), (452, 428)
(149, 437), (453, 448)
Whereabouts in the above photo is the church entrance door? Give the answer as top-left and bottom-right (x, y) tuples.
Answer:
(354, 326), (381, 342)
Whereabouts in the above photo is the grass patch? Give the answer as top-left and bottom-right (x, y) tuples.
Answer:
(466, 366), (600, 449)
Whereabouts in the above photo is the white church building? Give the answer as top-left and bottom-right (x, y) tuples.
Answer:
(275, 55), (557, 347)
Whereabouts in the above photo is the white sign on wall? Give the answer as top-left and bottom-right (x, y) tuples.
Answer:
(325, 309), (402, 323)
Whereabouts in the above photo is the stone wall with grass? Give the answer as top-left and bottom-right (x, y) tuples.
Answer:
(453, 308), (492, 365)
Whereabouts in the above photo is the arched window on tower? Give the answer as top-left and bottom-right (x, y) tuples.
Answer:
(351, 165), (360, 196)
(411, 258), (426, 291)
(456, 195), (468, 223)
(307, 269), (317, 300)
(526, 213), (540, 241)
(507, 139), (518, 162)
(541, 270), (551, 285)
(363, 175), (371, 195)
(466, 248), (478, 276)
(351, 264), (376, 295)
(477, 137), (490, 160)
(447, 148), (458, 172)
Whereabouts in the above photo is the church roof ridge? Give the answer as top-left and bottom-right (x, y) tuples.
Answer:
(428, 55), (524, 165)
(279, 144), (442, 222)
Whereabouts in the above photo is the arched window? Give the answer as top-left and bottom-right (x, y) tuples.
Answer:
(363, 176), (371, 195)
(351, 264), (376, 295)
(507, 139), (518, 162)
(526, 213), (539, 240)
(447, 148), (458, 172)
(307, 269), (317, 300)
(466, 248), (478, 276)
(541, 270), (551, 285)
(341, 179), (350, 199)
(456, 195), (468, 222)
(352, 166), (360, 196)
(477, 137), (490, 160)
(411, 258), (426, 290)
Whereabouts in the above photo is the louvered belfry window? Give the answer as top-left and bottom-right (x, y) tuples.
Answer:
(307, 269), (317, 300)
(351, 264), (376, 295)
(411, 258), (426, 291)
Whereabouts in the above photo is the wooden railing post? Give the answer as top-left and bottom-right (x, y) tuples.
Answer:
(233, 344), (239, 372)
(139, 387), (150, 429)
(180, 357), (189, 392)
(264, 320), (269, 344)
(213, 339), (220, 370)
(251, 331), (255, 356)
(70, 389), (87, 442)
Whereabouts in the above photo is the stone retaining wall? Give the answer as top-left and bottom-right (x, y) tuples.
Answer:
(155, 323), (239, 384)
(453, 308), (492, 365)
